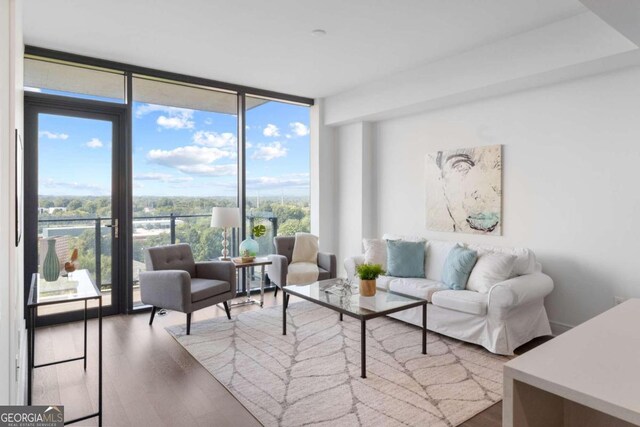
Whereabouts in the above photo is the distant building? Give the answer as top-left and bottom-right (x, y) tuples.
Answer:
(38, 207), (68, 214)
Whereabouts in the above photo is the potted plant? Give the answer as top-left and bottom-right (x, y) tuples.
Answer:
(355, 263), (385, 297)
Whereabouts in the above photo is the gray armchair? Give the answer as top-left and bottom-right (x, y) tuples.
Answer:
(268, 236), (337, 297)
(140, 243), (236, 335)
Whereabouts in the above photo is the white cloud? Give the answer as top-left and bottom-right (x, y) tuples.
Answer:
(39, 131), (69, 140)
(147, 146), (236, 176)
(135, 104), (195, 130)
(193, 131), (236, 148)
(156, 114), (194, 130)
(85, 138), (104, 148)
(263, 124), (280, 137)
(204, 118), (213, 125)
(174, 164), (236, 176)
(289, 122), (310, 137)
(252, 142), (288, 161)
(148, 145), (232, 166)
(134, 173), (193, 183)
(246, 173), (309, 190)
(40, 178), (105, 193)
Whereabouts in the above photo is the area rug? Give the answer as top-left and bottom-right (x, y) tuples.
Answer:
(166, 302), (509, 427)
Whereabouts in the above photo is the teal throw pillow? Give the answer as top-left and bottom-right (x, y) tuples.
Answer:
(386, 240), (425, 278)
(442, 245), (478, 290)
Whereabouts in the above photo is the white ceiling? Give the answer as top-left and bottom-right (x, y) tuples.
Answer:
(23, 0), (586, 99)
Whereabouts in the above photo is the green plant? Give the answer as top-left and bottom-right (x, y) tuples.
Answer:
(356, 263), (385, 280)
(252, 224), (267, 238)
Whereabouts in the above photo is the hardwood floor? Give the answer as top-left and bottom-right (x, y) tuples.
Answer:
(31, 291), (551, 426)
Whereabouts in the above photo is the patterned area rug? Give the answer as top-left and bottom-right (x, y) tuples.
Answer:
(166, 302), (509, 426)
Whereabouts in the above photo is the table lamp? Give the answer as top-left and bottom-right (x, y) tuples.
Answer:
(210, 207), (241, 260)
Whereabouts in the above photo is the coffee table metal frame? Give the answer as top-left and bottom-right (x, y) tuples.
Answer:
(282, 281), (427, 379)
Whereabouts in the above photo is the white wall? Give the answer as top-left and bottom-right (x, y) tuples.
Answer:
(0, 0), (25, 405)
(335, 122), (374, 274)
(344, 66), (640, 331)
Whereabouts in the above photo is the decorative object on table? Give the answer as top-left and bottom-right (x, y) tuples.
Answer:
(425, 144), (502, 235)
(210, 207), (241, 261)
(15, 129), (23, 247)
(355, 263), (385, 296)
(322, 278), (354, 297)
(43, 238), (61, 282)
(239, 223), (266, 261)
(64, 248), (79, 273)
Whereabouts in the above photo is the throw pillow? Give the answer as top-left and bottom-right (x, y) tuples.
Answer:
(386, 240), (425, 278)
(467, 252), (517, 293)
(441, 245), (478, 290)
(291, 232), (319, 264)
(363, 238), (387, 270)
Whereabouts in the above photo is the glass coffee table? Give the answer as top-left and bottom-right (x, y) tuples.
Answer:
(282, 279), (428, 378)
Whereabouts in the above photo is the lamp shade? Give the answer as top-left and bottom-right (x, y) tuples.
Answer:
(210, 207), (241, 228)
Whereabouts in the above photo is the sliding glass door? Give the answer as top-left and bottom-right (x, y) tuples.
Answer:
(24, 95), (127, 324)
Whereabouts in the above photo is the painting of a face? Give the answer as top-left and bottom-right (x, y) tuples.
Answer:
(426, 145), (502, 235)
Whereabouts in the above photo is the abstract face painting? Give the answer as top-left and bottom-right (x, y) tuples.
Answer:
(426, 145), (502, 235)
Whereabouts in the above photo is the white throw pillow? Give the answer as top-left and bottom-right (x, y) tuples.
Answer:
(291, 232), (319, 264)
(467, 252), (517, 293)
(363, 238), (387, 269)
(425, 240), (458, 281)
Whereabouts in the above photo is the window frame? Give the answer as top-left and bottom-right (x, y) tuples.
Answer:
(24, 46), (313, 317)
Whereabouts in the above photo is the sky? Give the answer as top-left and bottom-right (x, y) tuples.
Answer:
(38, 93), (311, 200)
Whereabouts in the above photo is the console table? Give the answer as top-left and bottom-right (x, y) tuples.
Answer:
(503, 298), (640, 426)
(27, 270), (103, 426)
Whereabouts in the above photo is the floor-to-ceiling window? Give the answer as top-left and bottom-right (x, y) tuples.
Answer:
(244, 96), (311, 256)
(23, 50), (312, 321)
(131, 77), (239, 306)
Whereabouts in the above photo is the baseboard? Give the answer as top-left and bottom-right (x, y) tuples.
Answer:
(550, 320), (574, 336)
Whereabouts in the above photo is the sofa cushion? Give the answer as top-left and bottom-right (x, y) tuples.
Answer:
(442, 245), (478, 290)
(466, 244), (537, 277)
(382, 233), (424, 242)
(191, 278), (230, 302)
(388, 278), (447, 302)
(363, 238), (387, 270)
(386, 240), (425, 278)
(376, 275), (395, 290)
(425, 240), (458, 281)
(287, 262), (319, 285)
(431, 290), (488, 315)
(467, 252), (516, 293)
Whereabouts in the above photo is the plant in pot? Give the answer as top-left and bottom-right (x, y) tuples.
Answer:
(239, 224), (267, 262)
(355, 263), (385, 297)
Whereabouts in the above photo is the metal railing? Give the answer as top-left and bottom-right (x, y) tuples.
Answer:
(38, 213), (279, 294)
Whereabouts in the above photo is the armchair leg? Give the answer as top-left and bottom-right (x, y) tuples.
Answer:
(186, 313), (192, 335)
(223, 301), (231, 320)
(274, 286), (278, 297)
(149, 306), (158, 325)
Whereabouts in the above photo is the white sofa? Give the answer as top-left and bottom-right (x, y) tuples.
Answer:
(344, 238), (554, 355)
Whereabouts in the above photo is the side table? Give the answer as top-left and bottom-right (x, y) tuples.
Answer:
(229, 257), (272, 307)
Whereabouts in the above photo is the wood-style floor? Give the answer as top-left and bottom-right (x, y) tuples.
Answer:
(31, 291), (551, 426)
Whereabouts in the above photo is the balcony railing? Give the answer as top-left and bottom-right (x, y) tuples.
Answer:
(38, 213), (279, 304)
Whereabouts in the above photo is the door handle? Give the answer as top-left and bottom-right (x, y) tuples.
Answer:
(105, 219), (119, 239)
